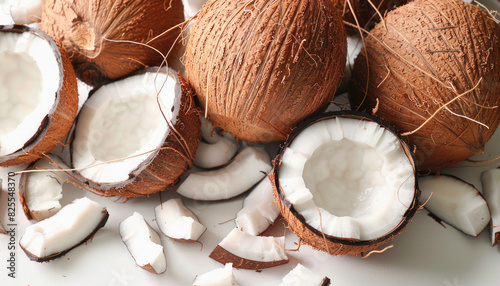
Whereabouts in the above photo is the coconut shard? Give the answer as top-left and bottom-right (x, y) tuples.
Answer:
(271, 111), (420, 256)
(0, 24), (78, 167)
(71, 68), (201, 197)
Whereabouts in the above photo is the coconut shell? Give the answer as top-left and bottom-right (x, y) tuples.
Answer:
(41, 0), (185, 86)
(350, 0), (500, 171)
(74, 72), (201, 197)
(0, 24), (78, 167)
(271, 111), (421, 256)
(185, 0), (347, 143)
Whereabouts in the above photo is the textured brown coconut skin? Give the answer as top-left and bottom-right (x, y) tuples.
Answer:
(185, 0), (347, 143)
(209, 245), (288, 269)
(271, 111), (421, 256)
(350, 0), (500, 171)
(0, 25), (78, 167)
(41, 0), (184, 86)
(74, 71), (201, 197)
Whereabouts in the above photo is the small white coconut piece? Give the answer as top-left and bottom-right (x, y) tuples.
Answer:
(192, 263), (239, 286)
(235, 177), (279, 235)
(194, 135), (238, 169)
(481, 168), (500, 246)
(200, 115), (220, 144)
(9, 0), (44, 24)
(177, 146), (272, 201)
(19, 197), (108, 262)
(419, 174), (490, 237)
(209, 228), (288, 269)
(120, 212), (166, 274)
(154, 198), (206, 242)
(279, 263), (331, 286)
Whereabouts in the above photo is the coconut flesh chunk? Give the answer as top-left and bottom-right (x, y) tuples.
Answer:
(235, 177), (280, 236)
(419, 174), (490, 237)
(72, 69), (181, 184)
(120, 212), (167, 274)
(209, 227), (288, 269)
(481, 169), (500, 245)
(194, 134), (238, 169)
(0, 28), (60, 156)
(279, 263), (330, 286)
(8, 0), (44, 24)
(154, 198), (206, 242)
(192, 263), (239, 286)
(177, 146), (272, 201)
(278, 115), (416, 241)
(19, 197), (108, 262)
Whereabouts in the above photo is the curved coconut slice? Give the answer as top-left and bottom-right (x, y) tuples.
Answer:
(71, 68), (201, 197)
(192, 263), (239, 286)
(481, 168), (500, 246)
(279, 263), (330, 286)
(194, 134), (239, 169)
(419, 174), (490, 237)
(271, 111), (420, 256)
(19, 156), (70, 221)
(235, 177), (280, 236)
(0, 24), (78, 167)
(177, 146), (272, 201)
(154, 198), (206, 242)
(19, 197), (108, 262)
(209, 228), (288, 269)
(120, 212), (166, 275)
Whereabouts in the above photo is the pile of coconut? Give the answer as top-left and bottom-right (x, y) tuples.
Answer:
(1, 0), (500, 284)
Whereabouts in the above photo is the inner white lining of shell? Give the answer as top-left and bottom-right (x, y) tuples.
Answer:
(72, 70), (181, 183)
(0, 31), (59, 156)
(278, 117), (415, 241)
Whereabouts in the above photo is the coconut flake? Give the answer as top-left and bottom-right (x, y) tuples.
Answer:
(154, 198), (206, 242)
(481, 169), (500, 245)
(279, 263), (330, 286)
(192, 263), (239, 286)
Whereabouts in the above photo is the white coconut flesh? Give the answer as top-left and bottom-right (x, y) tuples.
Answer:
(279, 263), (329, 286)
(278, 117), (416, 241)
(192, 263), (239, 286)
(155, 198), (206, 241)
(0, 30), (59, 156)
(235, 177), (280, 236)
(177, 146), (272, 201)
(19, 197), (107, 260)
(8, 0), (44, 25)
(481, 169), (500, 245)
(181, 0), (209, 19)
(120, 212), (167, 274)
(72, 69), (181, 184)
(194, 134), (238, 169)
(419, 174), (490, 237)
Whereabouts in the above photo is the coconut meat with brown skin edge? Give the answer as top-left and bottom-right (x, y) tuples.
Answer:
(280, 263), (330, 286)
(271, 111), (419, 256)
(71, 68), (201, 197)
(0, 24), (78, 167)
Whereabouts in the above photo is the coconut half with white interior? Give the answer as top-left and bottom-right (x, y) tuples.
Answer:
(0, 24), (78, 167)
(271, 111), (420, 256)
(71, 68), (201, 197)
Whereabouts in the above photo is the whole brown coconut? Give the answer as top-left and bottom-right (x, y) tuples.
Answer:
(41, 0), (185, 86)
(350, 0), (500, 171)
(185, 0), (347, 143)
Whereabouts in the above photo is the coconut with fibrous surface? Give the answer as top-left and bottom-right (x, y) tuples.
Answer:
(0, 24), (78, 167)
(71, 68), (201, 197)
(271, 111), (420, 256)
(350, 0), (500, 171)
(40, 0), (185, 86)
(185, 0), (347, 143)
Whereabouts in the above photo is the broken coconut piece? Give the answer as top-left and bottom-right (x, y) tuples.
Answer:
(19, 197), (108, 262)
(271, 111), (420, 256)
(192, 263), (239, 286)
(194, 134), (239, 169)
(209, 227), (288, 269)
(279, 263), (330, 286)
(481, 168), (500, 246)
(154, 198), (206, 242)
(0, 24), (78, 167)
(120, 212), (167, 274)
(235, 177), (280, 236)
(19, 156), (70, 221)
(419, 174), (490, 237)
(177, 146), (272, 201)
(71, 68), (201, 197)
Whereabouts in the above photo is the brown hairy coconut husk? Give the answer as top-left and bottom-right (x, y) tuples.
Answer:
(350, 0), (500, 171)
(40, 0), (185, 86)
(185, 0), (347, 143)
(0, 24), (78, 167)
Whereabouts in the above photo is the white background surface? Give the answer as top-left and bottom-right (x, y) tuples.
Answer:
(1, 0), (500, 285)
